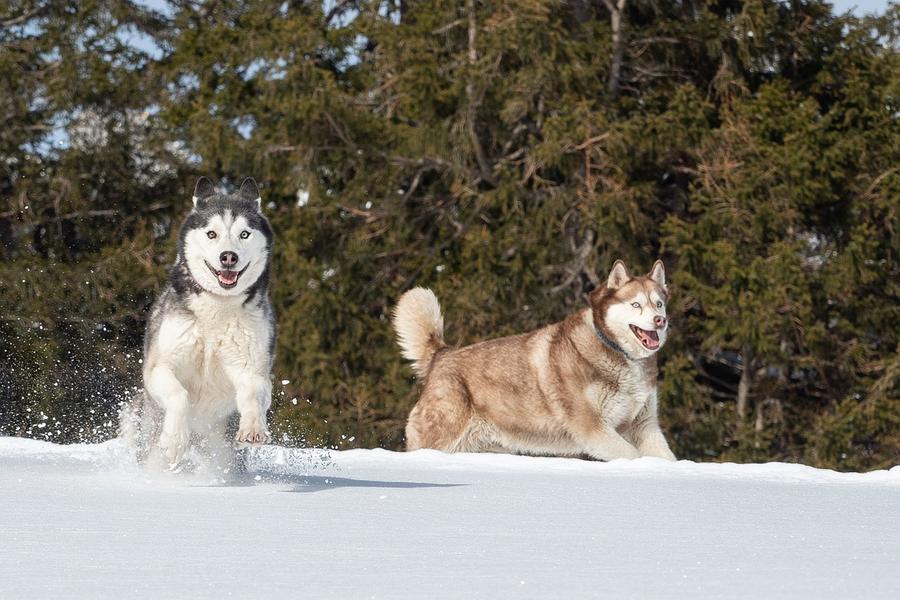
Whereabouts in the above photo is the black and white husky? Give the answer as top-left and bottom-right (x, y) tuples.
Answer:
(121, 177), (275, 469)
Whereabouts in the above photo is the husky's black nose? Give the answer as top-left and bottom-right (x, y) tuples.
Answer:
(220, 251), (239, 268)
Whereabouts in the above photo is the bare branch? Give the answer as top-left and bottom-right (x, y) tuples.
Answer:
(432, 18), (465, 35)
(0, 3), (46, 29)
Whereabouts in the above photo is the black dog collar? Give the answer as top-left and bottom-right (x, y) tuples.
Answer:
(594, 325), (633, 361)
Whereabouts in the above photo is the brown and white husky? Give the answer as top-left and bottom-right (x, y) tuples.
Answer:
(393, 260), (676, 461)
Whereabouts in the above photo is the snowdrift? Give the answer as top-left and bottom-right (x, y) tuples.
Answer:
(2, 437), (898, 599)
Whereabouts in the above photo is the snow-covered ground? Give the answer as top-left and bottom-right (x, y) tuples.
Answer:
(2, 437), (899, 599)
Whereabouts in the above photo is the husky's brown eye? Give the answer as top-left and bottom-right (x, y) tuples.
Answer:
(631, 302), (640, 308)
(206, 231), (217, 239)
(240, 230), (250, 239)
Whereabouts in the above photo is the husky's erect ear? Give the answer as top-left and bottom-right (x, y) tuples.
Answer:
(649, 259), (666, 287)
(606, 260), (630, 290)
(192, 177), (216, 207)
(239, 177), (261, 210)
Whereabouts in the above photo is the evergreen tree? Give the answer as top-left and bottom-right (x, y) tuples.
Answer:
(1, 0), (897, 469)
(0, 0), (190, 438)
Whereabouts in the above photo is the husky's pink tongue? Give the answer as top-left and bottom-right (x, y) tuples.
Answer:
(641, 329), (660, 348)
(218, 271), (238, 285)
(630, 325), (660, 349)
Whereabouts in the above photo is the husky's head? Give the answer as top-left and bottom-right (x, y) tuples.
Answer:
(590, 260), (669, 359)
(176, 177), (273, 297)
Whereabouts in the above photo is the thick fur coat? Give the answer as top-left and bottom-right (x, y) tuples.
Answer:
(394, 260), (676, 461)
(120, 177), (275, 469)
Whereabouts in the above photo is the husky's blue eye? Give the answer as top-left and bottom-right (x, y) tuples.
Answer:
(631, 302), (640, 309)
(206, 231), (217, 239)
(240, 231), (250, 239)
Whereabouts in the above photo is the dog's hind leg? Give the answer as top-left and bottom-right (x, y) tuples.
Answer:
(405, 382), (472, 452)
(198, 416), (246, 476)
(447, 417), (506, 453)
(118, 391), (164, 464)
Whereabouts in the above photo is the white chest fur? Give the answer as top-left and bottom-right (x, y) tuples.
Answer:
(151, 293), (271, 393)
(586, 360), (655, 427)
(183, 293), (271, 371)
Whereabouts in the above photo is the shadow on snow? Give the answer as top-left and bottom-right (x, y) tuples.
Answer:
(195, 471), (466, 493)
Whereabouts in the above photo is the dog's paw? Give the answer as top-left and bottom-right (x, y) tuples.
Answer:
(638, 440), (677, 461)
(235, 420), (270, 445)
(158, 426), (190, 466)
(654, 448), (677, 462)
(618, 446), (643, 460)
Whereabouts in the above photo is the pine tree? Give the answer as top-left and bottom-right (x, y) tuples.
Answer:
(0, 1), (188, 438)
(2, 0), (897, 469)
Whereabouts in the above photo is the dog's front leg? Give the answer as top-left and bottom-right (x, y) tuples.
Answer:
(232, 373), (272, 445)
(635, 422), (678, 460)
(633, 422), (676, 461)
(587, 428), (642, 461)
(629, 405), (676, 461)
(145, 365), (191, 465)
(571, 418), (641, 461)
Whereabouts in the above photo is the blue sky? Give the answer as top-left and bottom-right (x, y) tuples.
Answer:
(132, 0), (894, 17)
(831, 0), (893, 14)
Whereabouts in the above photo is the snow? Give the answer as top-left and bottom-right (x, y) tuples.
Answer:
(2, 437), (899, 599)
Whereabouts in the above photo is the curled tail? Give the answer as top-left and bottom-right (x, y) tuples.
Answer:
(393, 287), (446, 378)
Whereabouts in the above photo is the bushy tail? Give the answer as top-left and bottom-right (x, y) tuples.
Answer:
(393, 287), (446, 378)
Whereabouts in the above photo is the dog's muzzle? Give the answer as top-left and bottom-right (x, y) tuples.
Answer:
(205, 261), (249, 289)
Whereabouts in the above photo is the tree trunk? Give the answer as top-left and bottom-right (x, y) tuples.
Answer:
(602, 0), (627, 97)
(465, 0), (495, 185)
(736, 346), (753, 421)
(753, 397), (765, 447)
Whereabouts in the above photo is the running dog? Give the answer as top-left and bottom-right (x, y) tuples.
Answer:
(121, 177), (275, 469)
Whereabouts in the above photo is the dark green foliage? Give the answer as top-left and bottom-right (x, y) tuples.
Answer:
(1, 0), (897, 469)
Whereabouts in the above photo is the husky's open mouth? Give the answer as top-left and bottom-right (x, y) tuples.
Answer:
(205, 262), (249, 289)
(629, 325), (660, 350)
